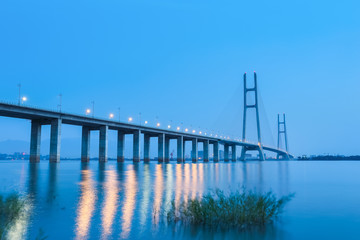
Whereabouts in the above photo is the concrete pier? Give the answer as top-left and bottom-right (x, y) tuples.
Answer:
(81, 126), (91, 162)
(183, 140), (186, 162)
(165, 137), (170, 163)
(231, 145), (236, 161)
(213, 142), (219, 162)
(224, 144), (229, 162)
(117, 130), (125, 162)
(49, 119), (61, 163)
(203, 140), (209, 162)
(133, 130), (141, 162)
(99, 125), (108, 162)
(144, 134), (150, 163)
(258, 145), (265, 161)
(158, 133), (165, 163)
(177, 136), (183, 163)
(30, 120), (42, 163)
(192, 138), (198, 162)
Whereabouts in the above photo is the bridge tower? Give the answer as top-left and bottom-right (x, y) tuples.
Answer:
(240, 72), (265, 161)
(277, 113), (290, 159)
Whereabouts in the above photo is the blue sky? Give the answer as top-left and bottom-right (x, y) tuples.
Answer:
(0, 0), (359, 157)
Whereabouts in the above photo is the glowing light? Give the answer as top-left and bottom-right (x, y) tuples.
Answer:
(185, 128), (188, 132)
(109, 113), (114, 119)
(199, 131), (202, 134)
(128, 117), (133, 122)
(192, 130), (196, 133)
(156, 123), (160, 127)
(167, 125), (171, 129)
(144, 121), (148, 124)
(75, 170), (96, 240)
(176, 127), (180, 131)
(86, 109), (91, 114)
(22, 96), (27, 102)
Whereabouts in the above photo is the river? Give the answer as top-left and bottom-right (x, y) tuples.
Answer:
(0, 160), (359, 240)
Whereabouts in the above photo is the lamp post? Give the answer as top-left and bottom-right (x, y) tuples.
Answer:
(58, 94), (62, 112)
(118, 107), (121, 122)
(17, 83), (21, 105)
(21, 96), (27, 104)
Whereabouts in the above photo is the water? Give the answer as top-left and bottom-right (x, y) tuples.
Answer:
(1, 160), (360, 240)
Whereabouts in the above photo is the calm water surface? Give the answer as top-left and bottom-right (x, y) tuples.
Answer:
(1, 160), (360, 240)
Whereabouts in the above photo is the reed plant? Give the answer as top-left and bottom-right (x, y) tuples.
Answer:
(0, 194), (27, 239)
(167, 189), (293, 229)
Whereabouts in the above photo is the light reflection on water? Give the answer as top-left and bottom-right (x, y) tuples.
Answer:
(2, 160), (360, 239)
(100, 167), (118, 239)
(75, 165), (96, 240)
(120, 164), (138, 239)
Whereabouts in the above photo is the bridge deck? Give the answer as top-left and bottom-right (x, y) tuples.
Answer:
(0, 102), (291, 160)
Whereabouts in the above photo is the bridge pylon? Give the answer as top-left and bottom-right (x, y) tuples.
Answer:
(277, 113), (290, 160)
(240, 72), (265, 161)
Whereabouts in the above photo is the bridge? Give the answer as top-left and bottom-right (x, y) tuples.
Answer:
(0, 73), (292, 163)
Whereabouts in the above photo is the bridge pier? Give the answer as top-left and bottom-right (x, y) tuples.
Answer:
(277, 152), (290, 160)
(231, 145), (236, 162)
(224, 144), (229, 162)
(192, 138), (198, 163)
(81, 126), (90, 162)
(30, 120), (42, 163)
(117, 130), (125, 162)
(177, 136), (183, 163)
(158, 133), (165, 163)
(99, 126), (108, 162)
(258, 146), (265, 161)
(213, 142), (219, 162)
(183, 139), (186, 162)
(49, 119), (62, 163)
(203, 140), (209, 162)
(240, 145), (265, 161)
(133, 130), (141, 162)
(144, 134), (150, 163)
(165, 137), (170, 163)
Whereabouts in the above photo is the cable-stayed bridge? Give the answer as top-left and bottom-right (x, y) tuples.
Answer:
(0, 73), (292, 163)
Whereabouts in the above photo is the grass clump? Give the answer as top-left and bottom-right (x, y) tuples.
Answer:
(167, 189), (293, 229)
(0, 194), (27, 239)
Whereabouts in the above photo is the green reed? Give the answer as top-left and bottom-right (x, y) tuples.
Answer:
(0, 194), (26, 239)
(167, 189), (293, 229)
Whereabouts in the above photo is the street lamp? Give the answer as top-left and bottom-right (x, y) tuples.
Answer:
(21, 96), (27, 104)
(58, 94), (62, 112)
(118, 107), (121, 122)
(144, 120), (148, 125)
(128, 117), (133, 122)
(17, 83), (21, 105)
(156, 123), (160, 127)
(109, 113), (114, 119)
(91, 101), (95, 118)
(86, 109), (91, 115)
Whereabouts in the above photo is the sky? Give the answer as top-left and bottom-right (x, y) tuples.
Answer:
(0, 0), (359, 157)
